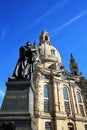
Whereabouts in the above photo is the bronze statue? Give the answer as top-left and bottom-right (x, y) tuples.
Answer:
(12, 41), (38, 79)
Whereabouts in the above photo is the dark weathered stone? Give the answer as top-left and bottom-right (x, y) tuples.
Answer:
(1, 80), (35, 113)
(0, 41), (38, 129)
(0, 79), (35, 130)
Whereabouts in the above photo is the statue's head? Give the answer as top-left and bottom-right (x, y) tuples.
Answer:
(26, 41), (31, 47)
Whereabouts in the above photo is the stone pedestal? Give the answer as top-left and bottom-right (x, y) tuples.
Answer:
(0, 79), (36, 130)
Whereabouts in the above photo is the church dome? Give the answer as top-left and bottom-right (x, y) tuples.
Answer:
(39, 31), (62, 64)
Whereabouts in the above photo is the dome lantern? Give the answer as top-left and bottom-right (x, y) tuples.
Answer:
(39, 31), (62, 65)
(39, 30), (50, 43)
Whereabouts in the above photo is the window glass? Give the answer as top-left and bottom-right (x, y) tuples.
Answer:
(64, 101), (70, 114)
(45, 35), (48, 40)
(44, 85), (49, 98)
(45, 122), (51, 130)
(76, 91), (85, 116)
(44, 99), (49, 112)
(63, 87), (69, 100)
(62, 74), (67, 80)
(85, 124), (87, 130)
(51, 49), (55, 55)
(77, 91), (82, 103)
(44, 75), (49, 80)
(79, 104), (85, 116)
(63, 87), (70, 114)
(44, 85), (49, 112)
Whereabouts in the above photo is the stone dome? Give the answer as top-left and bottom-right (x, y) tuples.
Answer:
(38, 31), (62, 65)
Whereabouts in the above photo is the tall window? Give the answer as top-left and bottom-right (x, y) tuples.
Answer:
(45, 122), (51, 130)
(76, 91), (85, 116)
(77, 91), (82, 103)
(44, 85), (49, 112)
(63, 87), (70, 115)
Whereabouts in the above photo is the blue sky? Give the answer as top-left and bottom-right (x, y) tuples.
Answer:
(0, 0), (87, 106)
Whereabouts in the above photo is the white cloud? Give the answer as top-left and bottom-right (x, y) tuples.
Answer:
(51, 11), (87, 36)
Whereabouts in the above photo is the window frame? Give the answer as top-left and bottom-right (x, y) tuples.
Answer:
(63, 87), (69, 100)
(51, 49), (55, 56)
(45, 35), (48, 41)
(77, 91), (82, 103)
(44, 85), (49, 98)
(85, 124), (87, 130)
(45, 122), (51, 130)
(44, 85), (49, 113)
(76, 90), (85, 116)
(63, 87), (70, 115)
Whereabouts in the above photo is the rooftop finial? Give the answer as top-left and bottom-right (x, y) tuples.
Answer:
(70, 54), (82, 76)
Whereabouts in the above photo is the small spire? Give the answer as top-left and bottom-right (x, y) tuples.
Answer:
(70, 53), (75, 63)
(69, 54), (82, 76)
(33, 40), (37, 48)
(34, 40), (36, 45)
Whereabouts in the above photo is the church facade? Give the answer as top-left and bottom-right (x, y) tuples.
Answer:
(33, 31), (87, 130)
(0, 31), (87, 130)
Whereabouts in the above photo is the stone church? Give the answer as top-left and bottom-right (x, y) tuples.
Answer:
(0, 31), (87, 130)
(33, 31), (87, 130)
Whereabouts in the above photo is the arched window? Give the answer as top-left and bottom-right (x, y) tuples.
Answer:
(76, 91), (85, 116)
(63, 87), (70, 115)
(45, 35), (48, 41)
(44, 85), (49, 113)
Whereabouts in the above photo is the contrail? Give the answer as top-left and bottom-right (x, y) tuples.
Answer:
(23, 0), (70, 31)
(51, 11), (86, 36)
(33, 0), (70, 26)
